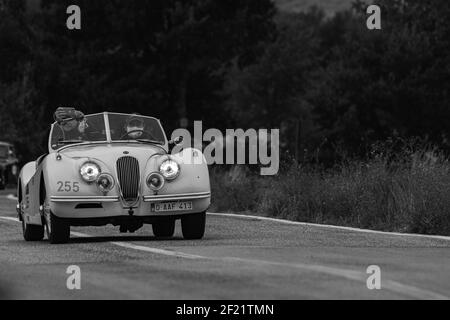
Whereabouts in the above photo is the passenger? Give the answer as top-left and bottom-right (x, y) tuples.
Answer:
(53, 107), (90, 141)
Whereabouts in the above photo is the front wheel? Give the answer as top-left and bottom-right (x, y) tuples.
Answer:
(152, 218), (175, 238)
(22, 218), (44, 241)
(46, 212), (70, 244)
(181, 212), (206, 240)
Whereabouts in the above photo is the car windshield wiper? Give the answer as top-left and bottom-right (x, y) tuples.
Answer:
(134, 139), (164, 145)
(57, 140), (85, 145)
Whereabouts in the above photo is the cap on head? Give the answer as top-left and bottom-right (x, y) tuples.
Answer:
(54, 107), (85, 124)
(125, 114), (145, 138)
(125, 113), (143, 126)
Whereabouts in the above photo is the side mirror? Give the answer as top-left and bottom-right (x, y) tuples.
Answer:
(168, 136), (184, 153)
(173, 136), (183, 145)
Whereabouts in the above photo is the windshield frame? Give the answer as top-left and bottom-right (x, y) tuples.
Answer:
(48, 112), (168, 153)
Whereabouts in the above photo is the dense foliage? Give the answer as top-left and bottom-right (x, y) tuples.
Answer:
(0, 0), (276, 159)
(211, 144), (450, 235)
(227, 0), (450, 162)
(0, 0), (449, 164)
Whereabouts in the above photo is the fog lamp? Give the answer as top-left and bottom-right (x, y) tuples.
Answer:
(96, 173), (115, 193)
(147, 172), (165, 191)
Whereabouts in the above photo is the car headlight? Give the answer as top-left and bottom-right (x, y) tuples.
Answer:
(80, 162), (101, 182)
(159, 159), (180, 181)
(96, 173), (115, 192)
(146, 172), (165, 191)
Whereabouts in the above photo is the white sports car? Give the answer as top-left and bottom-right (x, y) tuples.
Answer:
(17, 111), (211, 244)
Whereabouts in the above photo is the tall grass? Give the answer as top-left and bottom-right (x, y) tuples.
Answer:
(210, 142), (450, 236)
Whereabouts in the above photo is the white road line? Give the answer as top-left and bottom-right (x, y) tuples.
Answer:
(208, 212), (450, 241)
(0, 215), (447, 299)
(111, 242), (205, 259)
(6, 194), (17, 201)
(70, 231), (204, 259)
(0, 216), (19, 222)
(222, 257), (448, 300)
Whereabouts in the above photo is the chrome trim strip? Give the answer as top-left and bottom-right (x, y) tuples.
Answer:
(50, 196), (120, 203)
(49, 112), (168, 153)
(145, 192), (211, 199)
(143, 192), (211, 202)
(104, 112), (111, 143)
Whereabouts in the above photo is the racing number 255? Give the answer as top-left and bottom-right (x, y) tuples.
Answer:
(57, 181), (80, 192)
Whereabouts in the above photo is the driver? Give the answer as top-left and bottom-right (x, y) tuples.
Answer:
(122, 114), (156, 141)
(124, 115), (146, 139)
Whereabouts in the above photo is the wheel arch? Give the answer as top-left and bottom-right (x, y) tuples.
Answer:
(39, 174), (46, 206)
(18, 161), (36, 204)
(17, 178), (22, 204)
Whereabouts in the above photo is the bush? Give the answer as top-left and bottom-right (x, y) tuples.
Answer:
(210, 144), (450, 236)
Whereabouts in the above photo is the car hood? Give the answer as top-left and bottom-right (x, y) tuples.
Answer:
(59, 143), (167, 161)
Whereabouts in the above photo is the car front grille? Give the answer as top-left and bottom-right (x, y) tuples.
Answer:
(116, 156), (140, 205)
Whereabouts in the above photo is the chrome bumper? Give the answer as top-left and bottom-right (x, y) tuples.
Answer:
(50, 192), (211, 203)
(143, 192), (211, 202)
(50, 196), (120, 203)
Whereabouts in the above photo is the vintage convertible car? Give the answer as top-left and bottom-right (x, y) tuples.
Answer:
(17, 111), (210, 244)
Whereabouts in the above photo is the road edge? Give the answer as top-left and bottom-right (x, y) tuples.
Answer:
(4, 194), (450, 241)
(208, 212), (450, 241)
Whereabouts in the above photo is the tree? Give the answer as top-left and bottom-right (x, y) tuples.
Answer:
(224, 7), (328, 159)
(308, 0), (450, 155)
(225, 0), (450, 162)
(0, 0), (47, 159)
(0, 0), (277, 162)
(36, 0), (276, 132)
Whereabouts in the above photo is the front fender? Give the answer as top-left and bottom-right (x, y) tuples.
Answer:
(41, 153), (118, 198)
(18, 161), (36, 187)
(144, 148), (210, 195)
(17, 161), (37, 220)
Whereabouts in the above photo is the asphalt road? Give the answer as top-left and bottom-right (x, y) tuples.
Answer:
(0, 192), (449, 300)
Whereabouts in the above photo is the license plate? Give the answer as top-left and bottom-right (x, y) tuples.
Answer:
(151, 201), (193, 212)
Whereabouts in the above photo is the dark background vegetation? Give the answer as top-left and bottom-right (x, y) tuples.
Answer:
(1, 0), (450, 234)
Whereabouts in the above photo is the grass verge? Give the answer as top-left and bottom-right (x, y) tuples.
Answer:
(210, 148), (450, 236)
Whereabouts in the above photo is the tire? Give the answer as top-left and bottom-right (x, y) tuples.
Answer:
(152, 218), (175, 238)
(46, 212), (70, 244)
(181, 212), (206, 240)
(22, 218), (44, 241)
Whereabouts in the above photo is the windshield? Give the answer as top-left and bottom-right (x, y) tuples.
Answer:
(108, 113), (165, 144)
(50, 114), (107, 150)
(50, 113), (165, 150)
